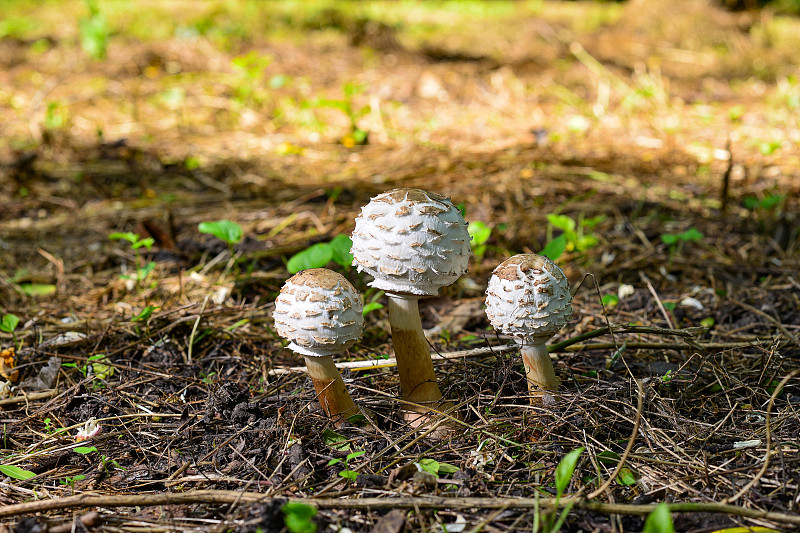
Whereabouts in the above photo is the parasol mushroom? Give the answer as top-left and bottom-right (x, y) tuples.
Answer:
(485, 254), (572, 404)
(351, 188), (471, 426)
(273, 268), (365, 424)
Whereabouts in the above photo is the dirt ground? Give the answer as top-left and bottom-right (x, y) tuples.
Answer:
(0, 1), (799, 532)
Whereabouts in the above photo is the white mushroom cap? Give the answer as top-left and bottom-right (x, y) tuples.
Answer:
(350, 188), (471, 296)
(485, 254), (572, 343)
(273, 269), (364, 357)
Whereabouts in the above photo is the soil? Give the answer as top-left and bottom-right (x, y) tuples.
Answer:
(1, 1), (799, 532)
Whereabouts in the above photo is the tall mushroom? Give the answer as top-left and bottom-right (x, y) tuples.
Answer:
(485, 254), (572, 404)
(351, 188), (471, 425)
(273, 268), (364, 424)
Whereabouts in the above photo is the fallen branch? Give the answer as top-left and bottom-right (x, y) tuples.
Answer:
(0, 491), (797, 526)
(268, 326), (759, 376)
(0, 389), (57, 407)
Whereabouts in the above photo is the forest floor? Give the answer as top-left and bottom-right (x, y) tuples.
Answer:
(1, 1), (800, 532)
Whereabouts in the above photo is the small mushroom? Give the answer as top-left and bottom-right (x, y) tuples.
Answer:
(273, 268), (364, 424)
(351, 188), (471, 426)
(485, 254), (572, 404)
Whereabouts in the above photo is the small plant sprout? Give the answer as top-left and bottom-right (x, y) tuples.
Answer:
(327, 450), (366, 481)
(79, 0), (109, 60)
(109, 231), (156, 287)
(1, 313), (20, 350)
(315, 82), (370, 147)
(273, 269), (365, 426)
(541, 213), (604, 261)
(198, 219), (244, 257)
(351, 188), (471, 429)
(545, 447), (585, 532)
(0, 315), (17, 331)
(660, 227), (703, 255)
(485, 254), (573, 405)
(59, 474), (86, 492)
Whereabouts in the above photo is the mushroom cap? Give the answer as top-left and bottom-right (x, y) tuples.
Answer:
(485, 254), (572, 343)
(273, 268), (364, 357)
(350, 188), (471, 296)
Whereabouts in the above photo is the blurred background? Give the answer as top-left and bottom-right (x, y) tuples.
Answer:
(1, 0), (799, 307)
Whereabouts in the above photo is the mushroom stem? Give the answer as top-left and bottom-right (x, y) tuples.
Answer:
(520, 342), (560, 404)
(386, 294), (443, 406)
(303, 355), (359, 423)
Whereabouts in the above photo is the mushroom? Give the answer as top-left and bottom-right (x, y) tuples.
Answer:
(484, 254), (572, 404)
(351, 188), (471, 425)
(273, 268), (365, 424)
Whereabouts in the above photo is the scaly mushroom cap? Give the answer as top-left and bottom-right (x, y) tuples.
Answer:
(274, 269), (364, 357)
(485, 254), (572, 343)
(350, 188), (471, 296)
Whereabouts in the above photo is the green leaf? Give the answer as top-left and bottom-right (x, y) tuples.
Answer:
(660, 233), (679, 245)
(616, 466), (637, 486)
(742, 196), (759, 210)
(339, 469), (358, 480)
(130, 237), (154, 251)
(198, 220), (244, 245)
(282, 502), (317, 533)
(547, 214), (576, 232)
(437, 462), (460, 474)
(598, 451), (638, 485)
(469, 221), (492, 259)
(74, 446), (98, 455)
(314, 98), (348, 112)
(601, 294), (619, 307)
(79, 3), (109, 60)
(643, 503), (674, 533)
(329, 234), (354, 268)
(17, 283), (57, 297)
(580, 214), (606, 229)
(322, 428), (349, 451)
(352, 128), (368, 144)
(91, 356), (115, 380)
(184, 156), (201, 170)
(346, 450), (366, 461)
(131, 305), (159, 322)
(343, 82), (365, 98)
(0, 464), (36, 480)
(541, 234), (567, 261)
(136, 262), (156, 281)
(760, 194), (784, 210)
(287, 243), (333, 274)
(597, 450), (620, 464)
(417, 458), (440, 476)
(362, 302), (383, 315)
(109, 232), (138, 244)
(554, 447), (584, 497)
(468, 221), (492, 246)
(701, 317), (715, 328)
(575, 234), (599, 251)
(0, 314), (20, 333)
(681, 227), (704, 242)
